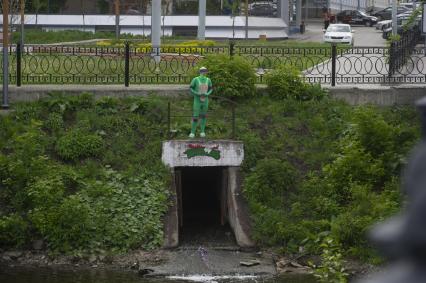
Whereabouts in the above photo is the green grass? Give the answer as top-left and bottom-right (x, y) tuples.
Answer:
(13, 29), (327, 47)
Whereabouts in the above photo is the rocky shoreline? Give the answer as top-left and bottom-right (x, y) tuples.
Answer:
(0, 248), (374, 280)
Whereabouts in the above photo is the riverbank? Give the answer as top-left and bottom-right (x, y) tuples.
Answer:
(0, 247), (376, 280)
(0, 248), (276, 277)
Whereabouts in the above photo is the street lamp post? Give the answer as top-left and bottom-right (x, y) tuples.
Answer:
(115, 0), (120, 40)
(245, 0), (248, 39)
(2, 0), (10, 109)
(20, 0), (25, 49)
(151, 0), (161, 63)
(197, 0), (206, 40)
(392, 0), (397, 36)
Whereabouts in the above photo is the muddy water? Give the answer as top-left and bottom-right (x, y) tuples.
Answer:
(0, 266), (317, 283)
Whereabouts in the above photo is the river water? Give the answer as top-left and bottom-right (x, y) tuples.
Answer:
(0, 265), (317, 283)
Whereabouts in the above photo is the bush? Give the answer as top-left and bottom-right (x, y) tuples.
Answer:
(29, 168), (169, 253)
(244, 158), (297, 209)
(194, 54), (256, 99)
(0, 214), (29, 248)
(30, 193), (93, 252)
(265, 65), (327, 101)
(55, 130), (103, 161)
(44, 113), (64, 133)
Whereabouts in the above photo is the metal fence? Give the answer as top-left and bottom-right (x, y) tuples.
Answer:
(1, 39), (425, 86)
(167, 95), (237, 139)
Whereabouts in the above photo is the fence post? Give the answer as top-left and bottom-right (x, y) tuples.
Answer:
(389, 41), (395, 77)
(167, 101), (171, 138)
(124, 42), (130, 87)
(229, 40), (235, 59)
(16, 42), (22, 87)
(331, 43), (336, 87)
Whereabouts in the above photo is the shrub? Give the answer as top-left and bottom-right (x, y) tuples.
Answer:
(265, 65), (326, 101)
(194, 54), (256, 99)
(244, 158), (297, 209)
(44, 112), (64, 133)
(29, 194), (92, 252)
(0, 214), (29, 248)
(55, 130), (103, 161)
(311, 236), (349, 283)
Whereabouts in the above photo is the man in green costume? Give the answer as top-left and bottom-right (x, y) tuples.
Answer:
(189, 67), (213, 138)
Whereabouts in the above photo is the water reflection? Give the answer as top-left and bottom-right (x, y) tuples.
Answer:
(0, 265), (316, 283)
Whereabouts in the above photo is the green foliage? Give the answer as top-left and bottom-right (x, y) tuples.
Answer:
(44, 112), (65, 133)
(194, 54), (257, 99)
(242, 100), (417, 260)
(55, 130), (104, 161)
(0, 214), (29, 248)
(0, 93), (419, 261)
(244, 158), (297, 209)
(0, 93), (171, 253)
(28, 168), (168, 253)
(311, 236), (349, 283)
(265, 65), (327, 101)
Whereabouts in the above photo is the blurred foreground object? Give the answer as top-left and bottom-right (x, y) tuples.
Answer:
(357, 97), (426, 283)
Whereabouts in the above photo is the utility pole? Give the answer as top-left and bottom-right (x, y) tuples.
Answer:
(115, 0), (120, 40)
(20, 0), (25, 50)
(2, 0), (10, 109)
(197, 0), (206, 40)
(245, 0), (248, 39)
(392, 0), (397, 36)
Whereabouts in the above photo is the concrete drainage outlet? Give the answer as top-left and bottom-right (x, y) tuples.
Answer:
(162, 140), (254, 248)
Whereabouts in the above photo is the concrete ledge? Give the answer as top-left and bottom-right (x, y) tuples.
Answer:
(4, 84), (426, 106)
(325, 84), (426, 106)
(6, 85), (188, 102)
(162, 140), (244, 168)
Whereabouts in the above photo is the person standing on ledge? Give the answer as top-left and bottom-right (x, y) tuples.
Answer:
(189, 67), (213, 138)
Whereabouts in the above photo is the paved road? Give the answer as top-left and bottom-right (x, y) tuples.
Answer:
(290, 22), (387, 47)
(296, 22), (426, 84)
(304, 47), (426, 84)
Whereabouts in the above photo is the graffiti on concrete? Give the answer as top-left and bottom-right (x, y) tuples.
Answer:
(184, 144), (221, 160)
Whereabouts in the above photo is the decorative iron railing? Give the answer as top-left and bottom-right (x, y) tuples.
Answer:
(1, 39), (425, 86)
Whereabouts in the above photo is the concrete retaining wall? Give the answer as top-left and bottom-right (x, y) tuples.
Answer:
(4, 84), (426, 106)
(324, 85), (426, 106)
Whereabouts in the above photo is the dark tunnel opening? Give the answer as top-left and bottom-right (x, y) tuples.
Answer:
(178, 167), (235, 246)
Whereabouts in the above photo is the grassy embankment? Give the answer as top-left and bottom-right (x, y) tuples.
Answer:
(0, 56), (419, 280)
(0, 92), (419, 258)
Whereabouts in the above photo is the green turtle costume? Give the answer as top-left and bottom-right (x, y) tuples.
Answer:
(189, 67), (213, 138)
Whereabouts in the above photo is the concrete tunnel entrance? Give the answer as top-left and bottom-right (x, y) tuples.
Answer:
(177, 167), (235, 245)
(162, 140), (254, 248)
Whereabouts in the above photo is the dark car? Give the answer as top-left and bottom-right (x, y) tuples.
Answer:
(249, 3), (277, 17)
(336, 10), (378, 26)
(373, 6), (410, 20)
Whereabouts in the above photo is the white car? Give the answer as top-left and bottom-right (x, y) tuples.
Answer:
(323, 24), (354, 45)
(376, 19), (392, 30)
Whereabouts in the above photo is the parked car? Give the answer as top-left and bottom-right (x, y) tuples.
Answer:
(399, 2), (415, 10)
(382, 15), (421, 39)
(336, 10), (378, 26)
(249, 2), (277, 17)
(323, 24), (354, 45)
(373, 6), (410, 20)
(376, 12), (412, 30)
(376, 19), (392, 30)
